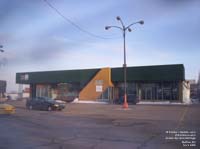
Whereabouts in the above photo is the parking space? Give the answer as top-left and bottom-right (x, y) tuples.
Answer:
(0, 100), (199, 149)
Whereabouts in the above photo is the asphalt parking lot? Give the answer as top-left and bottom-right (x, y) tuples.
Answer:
(0, 100), (199, 149)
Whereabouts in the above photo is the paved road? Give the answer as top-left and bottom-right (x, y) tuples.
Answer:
(0, 101), (199, 149)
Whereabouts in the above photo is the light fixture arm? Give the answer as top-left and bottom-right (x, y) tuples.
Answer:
(125, 20), (144, 30)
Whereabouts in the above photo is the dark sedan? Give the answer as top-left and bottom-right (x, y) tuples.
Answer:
(26, 97), (66, 111)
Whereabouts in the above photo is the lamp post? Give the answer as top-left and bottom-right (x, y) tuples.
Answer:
(105, 16), (144, 108)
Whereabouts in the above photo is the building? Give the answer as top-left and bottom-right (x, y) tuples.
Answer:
(0, 80), (6, 98)
(16, 64), (189, 103)
(197, 73), (200, 100)
(188, 80), (198, 99)
(22, 87), (30, 99)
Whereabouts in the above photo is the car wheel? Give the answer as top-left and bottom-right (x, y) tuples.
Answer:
(29, 105), (33, 110)
(47, 106), (52, 111)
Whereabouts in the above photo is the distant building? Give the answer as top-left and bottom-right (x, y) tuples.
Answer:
(22, 87), (30, 99)
(197, 73), (200, 99)
(0, 80), (6, 98)
(188, 80), (198, 99)
(16, 64), (190, 103)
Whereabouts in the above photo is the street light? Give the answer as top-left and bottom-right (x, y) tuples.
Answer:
(105, 16), (144, 108)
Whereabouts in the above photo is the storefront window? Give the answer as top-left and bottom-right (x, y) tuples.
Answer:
(36, 85), (51, 98)
(113, 82), (136, 103)
(56, 83), (79, 102)
(140, 82), (178, 101)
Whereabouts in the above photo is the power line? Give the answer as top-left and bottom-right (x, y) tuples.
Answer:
(43, 0), (118, 40)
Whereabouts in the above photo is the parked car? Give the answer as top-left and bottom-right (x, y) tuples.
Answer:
(0, 103), (15, 114)
(26, 97), (66, 111)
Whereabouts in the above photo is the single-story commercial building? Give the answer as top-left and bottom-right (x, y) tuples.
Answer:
(0, 80), (6, 98)
(16, 64), (190, 103)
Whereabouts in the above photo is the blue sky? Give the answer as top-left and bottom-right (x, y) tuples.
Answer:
(0, 0), (200, 92)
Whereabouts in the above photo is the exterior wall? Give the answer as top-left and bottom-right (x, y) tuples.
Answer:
(22, 93), (30, 98)
(6, 93), (19, 100)
(0, 80), (6, 98)
(190, 83), (198, 99)
(178, 81), (183, 101)
(22, 87), (30, 99)
(182, 81), (191, 103)
(79, 68), (114, 100)
(30, 84), (36, 98)
(16, 65), (185, 103)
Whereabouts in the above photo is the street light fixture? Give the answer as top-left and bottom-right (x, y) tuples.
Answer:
(105, 16), (144, 108)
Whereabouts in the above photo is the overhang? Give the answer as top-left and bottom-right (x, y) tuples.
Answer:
(16, 64), (185, 85)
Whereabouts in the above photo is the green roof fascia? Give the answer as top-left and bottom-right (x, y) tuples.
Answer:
(16, 69), (100, 85)
(16, 64), (185, 85)
(111, 64), (185, 82)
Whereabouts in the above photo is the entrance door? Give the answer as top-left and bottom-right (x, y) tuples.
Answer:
(146, 88), (152, 100)
(99, 87), (113, 102)
(141, 84), (155, 100)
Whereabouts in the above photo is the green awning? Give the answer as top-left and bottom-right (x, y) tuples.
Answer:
(16, 64), (185, 85)
(111, 64), (184, 82)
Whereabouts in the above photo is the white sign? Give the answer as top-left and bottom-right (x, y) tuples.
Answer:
(25, 74), (29, 80)
(96, 85), (103, 92)
(20, 74), (29, 81)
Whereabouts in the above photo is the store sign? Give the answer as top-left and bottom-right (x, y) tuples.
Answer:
(96, 85), (103, 92)
(20, 74), (29, 81)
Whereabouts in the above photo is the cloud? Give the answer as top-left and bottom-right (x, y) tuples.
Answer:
(0, 57), (7, 67)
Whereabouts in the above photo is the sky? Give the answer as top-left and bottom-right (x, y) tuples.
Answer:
(0, 0), (200, 92)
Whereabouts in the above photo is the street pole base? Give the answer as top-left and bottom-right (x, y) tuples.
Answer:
(123, 102), (129, 108)
(123, 94), (128, 108)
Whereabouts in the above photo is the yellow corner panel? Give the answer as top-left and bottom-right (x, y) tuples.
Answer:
(79, 68), (113, 100)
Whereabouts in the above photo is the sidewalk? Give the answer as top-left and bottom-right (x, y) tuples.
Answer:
(137, 101), (191, 105)
(72, 99), (108, 104)
(72, 98), (192, 106)
(4, 99), (26, 109)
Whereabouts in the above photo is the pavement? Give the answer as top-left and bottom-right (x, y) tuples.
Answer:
(0, 100), (199, 149)
(137, 101), (193, 105)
